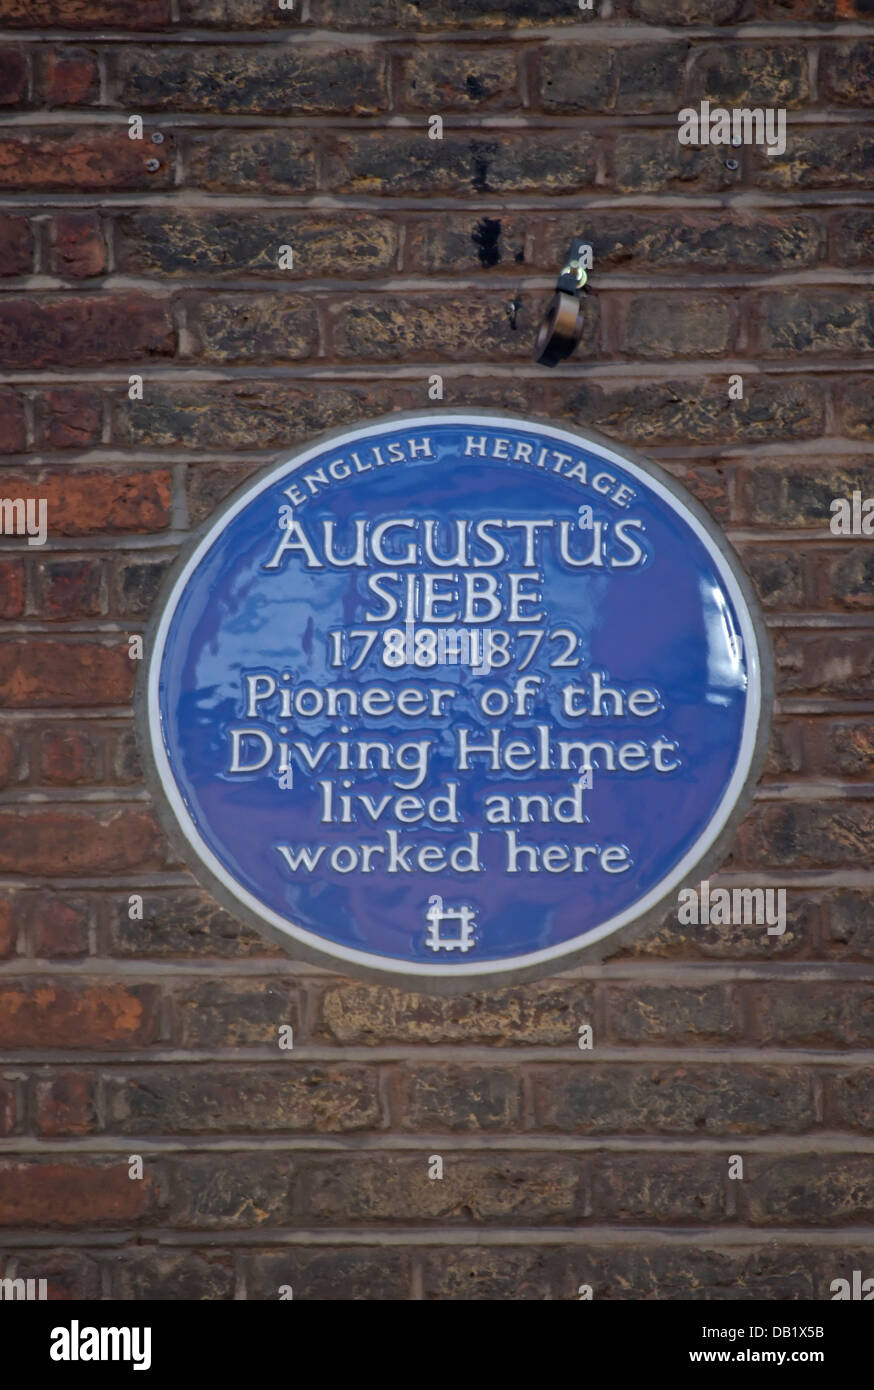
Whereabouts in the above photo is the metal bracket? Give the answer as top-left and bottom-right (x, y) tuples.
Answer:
(534, 238), (592, 368)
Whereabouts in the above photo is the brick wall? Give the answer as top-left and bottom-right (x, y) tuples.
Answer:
(0, 0), (872, 1301)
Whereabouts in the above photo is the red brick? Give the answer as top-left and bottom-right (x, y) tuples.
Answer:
(12, 1249), (100, 1301)
(0, 388), (26, 452)
(0, 898), (15, 959)
(0, 1161), (156, 1227)
(42, 46), (99, 106)
(0, 730), (20, 788)
(0, 214), (32, 275)
(28, 888), (91, 956)
(0, 295), (173, 368)
(0, 1079), (16, 1135)
(51, 212), (107, 278)
(0, 808), (163, 872)
(0, 471), (170, 535)
(42, 388), (103, 448)
(32, 558), (107, 620)
(0, 1), (171, 28)
(0, 982), (158, 1047)
(0, 131), (174, 191)
(0, 48), (27, 106)
(0, 557), (25, 618)
(0, 641), (134, 708)
(35, 1075), (98, 1135)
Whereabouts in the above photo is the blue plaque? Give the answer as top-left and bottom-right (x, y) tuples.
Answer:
(138, 412), (772, 988)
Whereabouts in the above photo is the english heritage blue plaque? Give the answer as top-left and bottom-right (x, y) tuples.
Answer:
(138, 412), (772, 988)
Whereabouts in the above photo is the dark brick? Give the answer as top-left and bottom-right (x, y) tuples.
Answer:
(400, 47), (520, 110)
(821, 41), (874, 106)
(773, 631), (874, 699)
(0, 0), (170, 25)
(167, 1156), (293, 1228)
(407, 213), (530, 273)
(398, 1066), (522, 1131)
(737, 460), (874, 527)
(614, 43), (689, 113)
(754, 130), (874, 190)
(113, 558), (168, 621)
(185, 294), (318, 363)
(324, 132), (597, 196)
(317, 0), (579, 26)
(247, 1248), (410, 1301)
(114, 47), (387, 114)
(116, 211), (399, 278)
(754, 983), (874, 1048)
(106, 1066), (381, 1133)
(186, 463), (261, 527)
(305, 1154), (583, 1224)
(604, 985), (738, 1043)
(840, 377), (874, 437)
(539, 45), (615, 112)
(622, 294), (737, 358)
(823, 724), (874, 776)
(689, 44), (809, 105)
(318, 980), (591, 1045)
(104, 889), (278, 958)
(114, 382), (402, 451)
(175, 980), (299, 1048)
(332, 293), (576, 362)
(613, 131), (739, 194)
(826, 549), (874, 610)
(187, 131), (317, 194)
(423, 1247), (564, 1300)
(830, 210), (874, 267)
(549, 377), (824, 447)
(535, 1066), (814, 1134)
(827, 1071), (874, 1131)
(823, 890), (874, 958)
(737, 546), (804, 608)
(592, 1154), (727, 1223)
(744, 1150), (874, 1228)
(113, 1251), (234, 1300)
(732, 802), (874, 867)
(759, 293), (874, 356)
(574, 1244), (815, 1301)
(541, 211), (822, 275)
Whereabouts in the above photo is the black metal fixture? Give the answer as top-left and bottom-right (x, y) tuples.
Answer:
(533, 238), (591, 368)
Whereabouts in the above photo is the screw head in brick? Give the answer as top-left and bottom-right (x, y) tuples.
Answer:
(151, 132), (165, 145)
(725, 158), (740, 170)
(145, 158), (161, 173)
